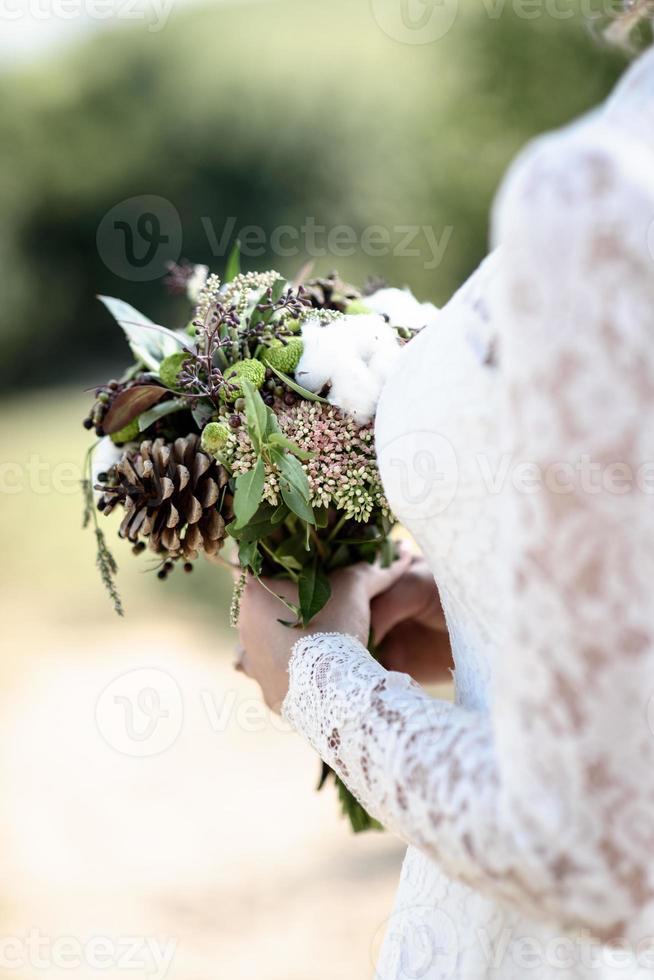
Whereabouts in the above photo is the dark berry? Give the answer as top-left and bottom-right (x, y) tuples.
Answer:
(183, 562), (193, 574)
(95, 426), (104, 438)
(229, 414), (241, 429)
(283, 393), (296, 406)
(97, 471), (108, 483)
(83, 417), (94, 430)
(263, 394), (275, 407)
(157, 570), (167, 581)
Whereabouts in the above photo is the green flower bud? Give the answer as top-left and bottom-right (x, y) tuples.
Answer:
(261, 337), (304, 374)
(344, 300), (372, 316)
(221, 359), (266, 401)
(201, 422), (230, 454)
(159, 352), (189, 390)
(110, 418), (141, 444)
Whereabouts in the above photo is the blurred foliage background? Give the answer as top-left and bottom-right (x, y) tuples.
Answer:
(0, 0), (626, 392)
(0, 4), (631, 978)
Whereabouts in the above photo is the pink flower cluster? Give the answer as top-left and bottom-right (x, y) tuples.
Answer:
(223, 400), (390, 523)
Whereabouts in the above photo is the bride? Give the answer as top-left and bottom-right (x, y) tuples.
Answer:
(236, 37), (654, 980)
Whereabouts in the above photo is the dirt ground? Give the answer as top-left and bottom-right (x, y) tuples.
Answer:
(0, 615), (410, 980)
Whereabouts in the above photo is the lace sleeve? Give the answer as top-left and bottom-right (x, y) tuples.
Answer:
(283, 120), (654, 942)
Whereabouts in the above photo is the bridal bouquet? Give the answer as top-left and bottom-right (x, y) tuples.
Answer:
(82, 256), (436, 830)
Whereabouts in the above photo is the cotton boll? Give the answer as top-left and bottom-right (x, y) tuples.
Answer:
(339, 314), (399, 363)
(91, 437), (124, 499)
(369, 342), (402, 388)
(295, 318), (343, 394)
(297, 313), (401, 421)
(365, 287), (439, 331)
(328, 359), (381, 424)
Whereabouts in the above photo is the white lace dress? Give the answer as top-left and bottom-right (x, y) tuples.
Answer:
(282, 49), (654, 980)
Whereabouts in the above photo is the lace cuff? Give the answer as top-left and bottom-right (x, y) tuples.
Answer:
(281, 631), (384, 747)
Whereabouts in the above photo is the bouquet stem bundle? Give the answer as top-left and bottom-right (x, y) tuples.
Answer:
(82, 257), (429, 831)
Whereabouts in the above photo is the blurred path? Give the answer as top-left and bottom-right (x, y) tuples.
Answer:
(0, 618), (404, 980)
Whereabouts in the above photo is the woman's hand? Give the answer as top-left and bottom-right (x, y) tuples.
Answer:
(371, 556), (453, 685)
(237, 552), (412, 713)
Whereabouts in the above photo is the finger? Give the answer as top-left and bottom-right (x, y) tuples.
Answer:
(371, 566), (436, 642)
(362, 549), (413, 601)
(371, 578), (418, 643)
(233, 645), (247, 673)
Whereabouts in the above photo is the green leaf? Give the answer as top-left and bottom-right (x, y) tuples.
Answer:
(233, 459), (266, 528)
(271, 503), (289, 525)
(102, 385), (167, 434)
(264, 409), (281, 438)
(280, 480), (314, 524)
(278, 452), (312, 501)
(271, 543), (303, 572)
(225, 239), (241, 282)
(238, 539), (262, 576)
(227, 504), (278, 543)
(267, 364), (329, 404)
(270, 277), (286, 304)
(192, 401), (216, 430)
(268, 432), (314, 461)
(242, 379), (267, 452)
(298, 561), (332, 626)
(98, 296), (185, 370)
(138, 397), (187, 432)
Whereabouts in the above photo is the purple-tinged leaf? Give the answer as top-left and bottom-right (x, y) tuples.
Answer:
(103, 386), (167, 435)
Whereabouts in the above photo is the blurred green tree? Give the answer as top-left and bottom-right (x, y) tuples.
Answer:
(0, 0), (625, 391)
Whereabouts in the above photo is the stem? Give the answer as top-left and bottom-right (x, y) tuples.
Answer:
(326, 513), (347, 543)
(309, 527), (327, 559)
(260, 541), (299, 582)
(255, 576), (299, 618)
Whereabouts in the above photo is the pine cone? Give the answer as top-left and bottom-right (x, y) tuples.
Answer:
(97, 435), (231, 562)
(304, 272), (361, 312)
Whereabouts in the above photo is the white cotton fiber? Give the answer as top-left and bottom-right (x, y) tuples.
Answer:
(296, 313), (402, 422)
(365, 286), (439, 331)
(91, 437), (125, 498)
